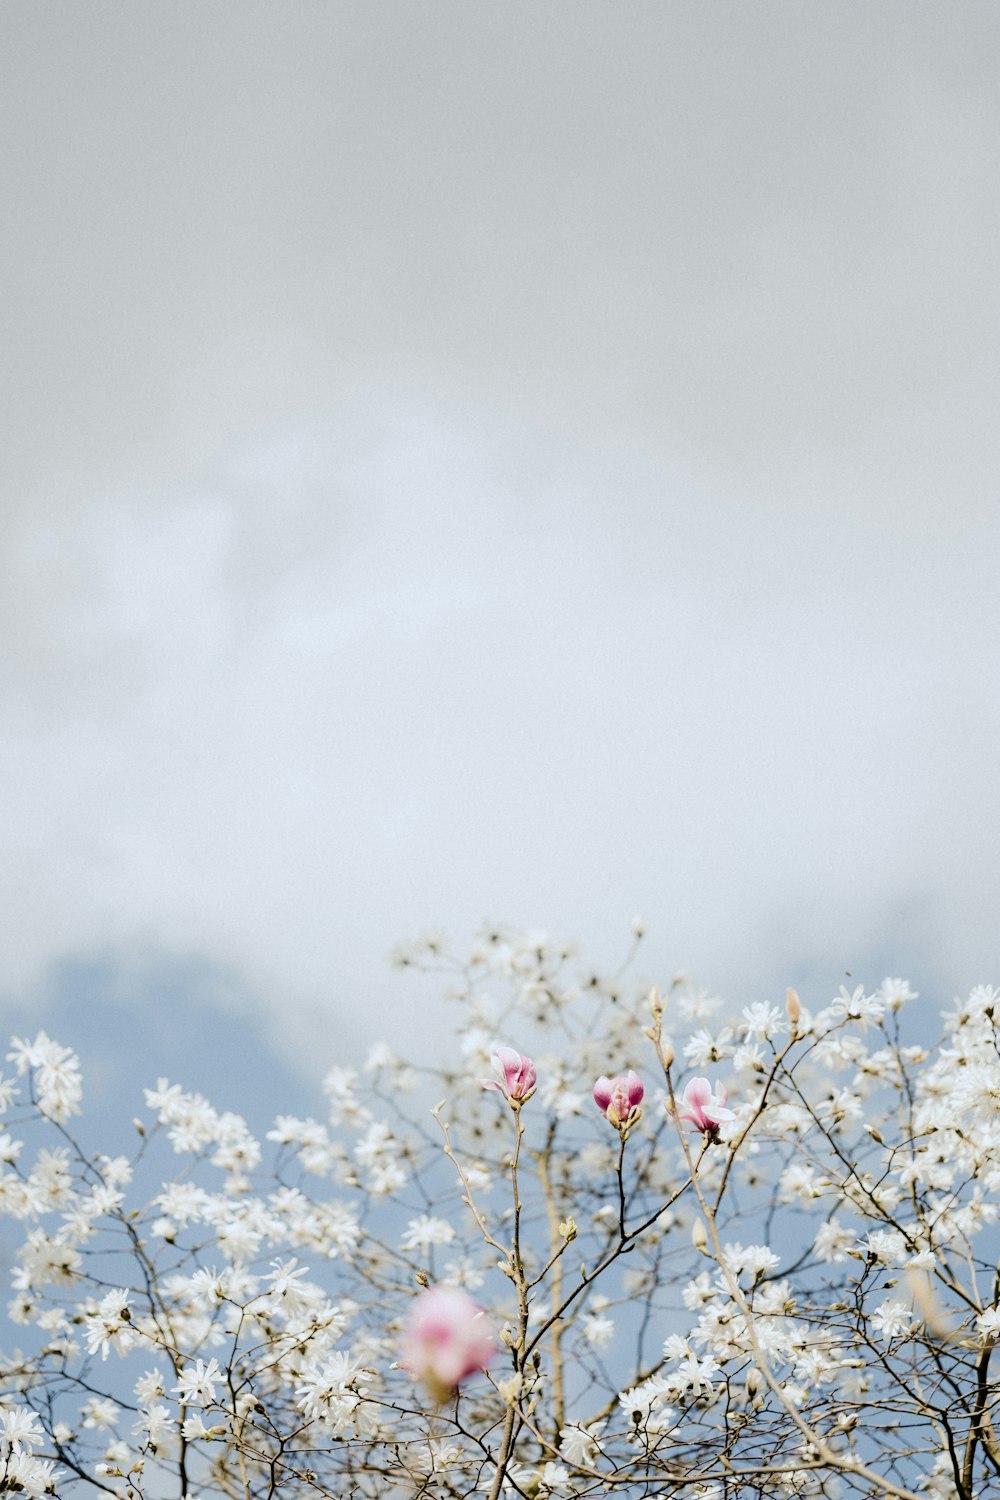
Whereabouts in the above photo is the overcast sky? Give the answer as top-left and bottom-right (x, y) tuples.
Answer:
(2, 4), (999, 1072)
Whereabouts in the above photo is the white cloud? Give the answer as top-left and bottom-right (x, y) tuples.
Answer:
(3, 394), (998, 1063)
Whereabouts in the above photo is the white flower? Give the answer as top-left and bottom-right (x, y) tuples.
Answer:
(266, 1257), (315, 1308)
(80, 1398), (119, 1431)
(267, 1113), (321, 1146)
(354, 1122), (408, 1194)
(732, 1042), (767, 1074)
(863, 1229), (907, 1267)
(670, 1352), (720, 1396)
(829, 984), (885, 1031)
(683, 1027), (735, 1068)
(97, 1154), (132, 1187)
(7, 1034), (83, 1122)
(0, 1134), (22, 1164)
(779, 1162), (822, 1204)
(740, 1003), (784, 1041)
(977, 1307), (1000, 1341)
(425, 1439), (464, 1473)
(144, 1078), (185, 1116)
(133, 1371), (166, 1405)
(662, 1333), (690, 1360)
(820, 1086), (864, 1127)
(582, 1312), (615, 1348)
(722, 1242), (780, 1278)
(479, 1460), (535, 1496)
(154, 1183), (212, 1226)
(539, 1069), (585, 1119)
(878, 977), (917, 1010)
(134, 1403), (175, 1447)
(465, 1162), (492, 1193)
(558, 1420), (605, 1469)
(6, 1450), (61, 1495)
(83, 1290), (136, 1360)
(443, 1257), (486, 1290)
(167, 1095), (218, 1154)
(180, 1412), (213, 1440)
(400, 1216), (456, 1254)
(681, 1271), (717, 1309)
(538, 1460), (570, 1491)
(210, 1112), (261, 1175)
(97, 1438), (130, 1472)
(174, 1357), (222, 1406)
(367, 1157), (408, 1194)
(1, 1407), (43, 1450)
(295, 1353), (371, 1433)
(814, 1219), (853, 1263)
(216, 1218), (262, 1262)
(324, 1066), (368, 1127)
(619, 1373), (677, 1441)
(364, 1042), (398, 1073)
(676, 987), (723, 1022)
(872, 1296), (914, 1342)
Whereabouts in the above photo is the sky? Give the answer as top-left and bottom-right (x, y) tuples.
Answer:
(2, 3), (999, 1093)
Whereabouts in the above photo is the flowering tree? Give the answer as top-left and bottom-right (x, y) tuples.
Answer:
(0, 926), (998, 1499)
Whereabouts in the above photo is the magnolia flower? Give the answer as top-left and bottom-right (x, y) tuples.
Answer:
(481, 1047), (536, 1103)
(674, 1076), (736, 1133)
(400, 1286), (497, 1402)
(593, 1071), (644, 1129)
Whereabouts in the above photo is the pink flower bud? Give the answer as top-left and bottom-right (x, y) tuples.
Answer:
(400, 1286), (498, 1403)
(674, 1076), (736, 1134)
(481, 1047), (537, 1103)
(593, 1070), (644, 1129)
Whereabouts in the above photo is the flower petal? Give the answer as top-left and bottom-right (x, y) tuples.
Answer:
(516, 1059), (537, 1096)
(682, 1077), (712, 1109)
(493, 1047), (523, 1087)
(593, 1076), (614, 1112)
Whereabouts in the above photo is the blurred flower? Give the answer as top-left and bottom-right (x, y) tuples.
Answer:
(481, 1047), (536, 1104)
(674, 1077), (735, 1134)
(400, 1286), (497, 1402)
(593, 1072), (644, 1129)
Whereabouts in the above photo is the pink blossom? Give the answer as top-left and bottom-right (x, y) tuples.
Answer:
(481, 1047), (537, 1103)
(675, 1076), (736, 1134)
(400, 1286), (497, 1402)
(593, 1071), (644, 1129)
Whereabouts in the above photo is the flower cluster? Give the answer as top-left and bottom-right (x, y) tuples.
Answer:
(0, 933), (989, 1500)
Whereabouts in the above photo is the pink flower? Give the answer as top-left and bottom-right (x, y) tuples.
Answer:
(481, 1047), (537, 1103)
(593, 1071), (644, 1129)
(675, 1076), (736, 1134)
(400, 1286), (498, 1402)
